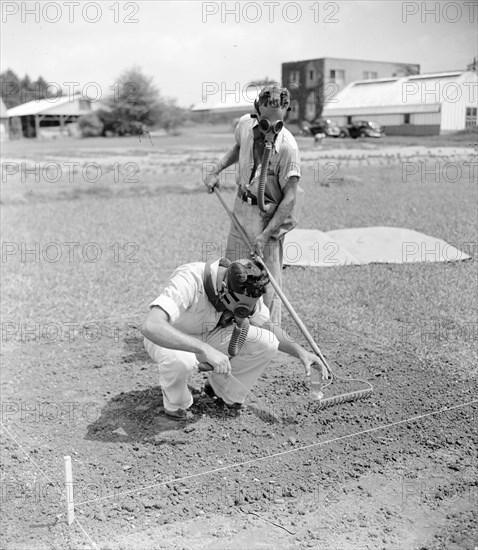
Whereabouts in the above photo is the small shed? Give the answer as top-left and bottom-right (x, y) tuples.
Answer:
(322, 71), (477, 135)
(7, 93), (92, 138)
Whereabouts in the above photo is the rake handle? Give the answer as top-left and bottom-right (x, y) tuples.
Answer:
(213, 187), (332, 375)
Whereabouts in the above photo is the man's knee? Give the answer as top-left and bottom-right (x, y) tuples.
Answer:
(249, 327), (278, 358)
(154, 350), (196, 381)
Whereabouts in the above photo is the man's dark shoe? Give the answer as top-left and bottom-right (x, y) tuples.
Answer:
(204, 381), (243, 410)
(204, 380), (216, 399)
(164, 408), (191, 420)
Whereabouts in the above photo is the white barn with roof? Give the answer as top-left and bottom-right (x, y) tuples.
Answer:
(191, 84), (263, 123)
(0, 98), (9, 140)
(322, 71), (477, 135)
(7, 93), (92, 138)
(191, 96), (253, 123)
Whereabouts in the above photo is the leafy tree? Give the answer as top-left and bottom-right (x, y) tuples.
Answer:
(101, 66), (186, 136)
(248, 77), (280, 87)
(102, 66), (162, 135)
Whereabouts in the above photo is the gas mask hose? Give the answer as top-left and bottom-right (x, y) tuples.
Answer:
(258, 141), (273, 214)
(228, 317), (250, 357)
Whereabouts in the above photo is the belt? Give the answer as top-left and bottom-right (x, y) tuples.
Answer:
(238, 189), (258, 206)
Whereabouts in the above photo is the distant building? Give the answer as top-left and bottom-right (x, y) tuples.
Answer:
(322, 71), (478, 135)
(281, 57), (420, 122)
(7, 93), (92, 138)
(191, 97), (253, 124)
(0, 98), (9, 140)
(191, 85), (260, 124)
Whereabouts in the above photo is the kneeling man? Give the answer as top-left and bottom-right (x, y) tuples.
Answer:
(140, 257), (327, 419)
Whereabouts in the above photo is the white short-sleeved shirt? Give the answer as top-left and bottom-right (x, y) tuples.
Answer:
(149, 260), (270, 336)
(234, 114), (301, 196)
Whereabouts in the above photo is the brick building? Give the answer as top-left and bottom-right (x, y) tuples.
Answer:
(281, 57), (420, 122)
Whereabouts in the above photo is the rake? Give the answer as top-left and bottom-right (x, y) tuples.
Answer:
(211, 187), (374, 409)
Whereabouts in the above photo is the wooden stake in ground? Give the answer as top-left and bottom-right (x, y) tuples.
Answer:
(63, 455), (74, 525)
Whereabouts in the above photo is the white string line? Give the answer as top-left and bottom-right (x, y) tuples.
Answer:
(74, 399), (477, 507)
(1, 422), (99, 550)
(1, 423), (63, 493)
(73, 517), (99, 550)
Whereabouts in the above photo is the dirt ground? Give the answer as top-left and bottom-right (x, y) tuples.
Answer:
(1, 131), (477, 549)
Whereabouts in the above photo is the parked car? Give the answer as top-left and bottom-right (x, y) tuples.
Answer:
(347, 120), (384, 138)
(308, 118), (342, 138)
(337, 125), (350, 138)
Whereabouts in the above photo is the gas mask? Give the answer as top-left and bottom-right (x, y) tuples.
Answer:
(213, 258), (268, 358)
(217, 258), (267, 321)
(253, 86), (291, 213)
(217, 285), (257, 357)
(254, 86), (289, 143)
(256, 103), (286, 143)
(218, 286), (258, 320)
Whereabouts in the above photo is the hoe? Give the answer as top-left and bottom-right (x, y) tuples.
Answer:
(206, 187), (374, 410)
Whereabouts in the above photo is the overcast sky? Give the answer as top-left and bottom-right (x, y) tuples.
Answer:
(1, 1), (477, 107)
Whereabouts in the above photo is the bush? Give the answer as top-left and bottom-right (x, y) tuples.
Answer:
(96, 109), (120, 136)
(78, 112), (104, 138)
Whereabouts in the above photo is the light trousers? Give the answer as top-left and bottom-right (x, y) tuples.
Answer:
(144, 323), (278, 412)
(225, 196), (284, 325)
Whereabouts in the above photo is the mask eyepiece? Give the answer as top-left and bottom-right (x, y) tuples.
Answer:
(259, 118), (283, 135)
(259, 118), (271, 132)
(273, 120), (283, 133)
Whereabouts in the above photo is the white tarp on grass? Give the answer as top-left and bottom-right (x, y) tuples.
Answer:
(283, 227), (471, 267)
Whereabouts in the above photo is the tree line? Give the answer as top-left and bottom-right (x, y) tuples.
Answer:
(0, 69), (57, 108)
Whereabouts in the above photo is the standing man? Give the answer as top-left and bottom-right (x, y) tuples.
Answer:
(204, 86), (302, 325)
(140, 257), (327, 420)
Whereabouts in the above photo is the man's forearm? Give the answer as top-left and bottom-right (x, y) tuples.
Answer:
(214, 144), (240, 174)
(262, 194), (295, 238)
(261, 176), (299, 239)
(262, 322), (303, 359)
(141, 320), (206, 355)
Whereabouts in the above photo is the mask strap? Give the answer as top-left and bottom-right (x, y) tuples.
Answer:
(203, 260), (226, 312)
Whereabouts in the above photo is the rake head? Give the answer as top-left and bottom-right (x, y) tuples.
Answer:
(314, 387), (373, 410)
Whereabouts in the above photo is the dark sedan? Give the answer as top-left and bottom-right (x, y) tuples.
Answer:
(347, 120), (384, 138)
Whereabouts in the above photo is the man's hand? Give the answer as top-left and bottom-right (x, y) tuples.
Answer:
(253, 232), (269, 258)
(204, 172), (220, 193)
(299, 350), (329, 379)
(196, 344), (231, 375)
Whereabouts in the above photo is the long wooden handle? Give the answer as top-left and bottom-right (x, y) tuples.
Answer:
(213, 187), (331, 375)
